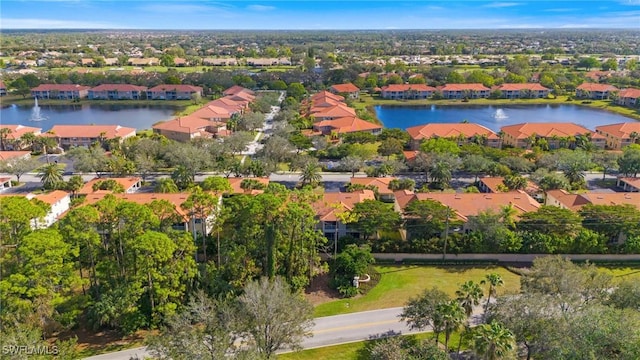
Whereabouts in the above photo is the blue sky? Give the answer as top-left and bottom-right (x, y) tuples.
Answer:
(1, 1), (639, 29)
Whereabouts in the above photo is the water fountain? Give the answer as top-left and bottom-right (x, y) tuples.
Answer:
(493, 108), (508, 121)
(29, 97), (47, 122)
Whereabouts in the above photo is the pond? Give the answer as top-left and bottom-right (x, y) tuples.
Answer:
(374, 104), (638, 131)
(0, 103), (182, 131)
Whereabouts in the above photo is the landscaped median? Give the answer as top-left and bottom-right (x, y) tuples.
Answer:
(312, 265), (520, 318)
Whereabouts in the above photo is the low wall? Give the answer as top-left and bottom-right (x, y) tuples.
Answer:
(373, 253), (640, 263)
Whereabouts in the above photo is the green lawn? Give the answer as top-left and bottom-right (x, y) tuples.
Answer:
(313, 265), (520, 317)
(279, 331), (461, 360)
(598, 266), (640, 284)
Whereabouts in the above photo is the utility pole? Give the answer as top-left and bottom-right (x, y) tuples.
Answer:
(442, 206), (450, 261)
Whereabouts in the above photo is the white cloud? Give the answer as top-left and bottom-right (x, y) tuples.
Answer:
(140, 4), (220, 13)
(247, 4), (275, 11)
(483, 2), (521, 8)
(1, 18), (122, 29)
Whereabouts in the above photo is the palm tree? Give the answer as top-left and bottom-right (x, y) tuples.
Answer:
(20, 132), (37, 151)
(299, 161), (321, 187)
(482, 273), (505, 314)
(38, 163), (63, 190)
(154, 178), (179, 193)
(456, 280), (484, 355)
(36, 134), (58, 163)
(0, 127), (13, 151)
(473, 320), (515, 360)
(630, 131), (640, 145)
(435, 300), (466, 351)
(430, 160), (453, 190)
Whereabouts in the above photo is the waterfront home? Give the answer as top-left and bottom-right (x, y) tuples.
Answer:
(31, 84), (91, 99)
(312, 116), (382, 136)
(191, 104), (237, 122)
(440, 83), (490, 99)
(0, 80), (7, 96)
(394, 190), (540, 235)
(576, 83), (618, 100)
(153, 116), (227, 142)
(380, 84), (436, 100)
(46, 124), (136, 149)
(616, 88), (640, 108)
(595, 122), (640, 150)
(546, 189), (640, 210)
(617, 177), (640, 192)
(494, 83), (550, 99)
(223, 85), (255, 97)
(82, 192), (215, 236)
(0, 125), (42, 150)
(0, 191), (71, 228)
(78, 177), (142, 195)
(310, 104), (357, 121)
(500, 123), (605, 150)
(330, 83), (361, 99)
(147, 84), (203, 100)
(405, 123), (501, 149)
(88, 84), (148, 100)
(311, 190), (376, 240)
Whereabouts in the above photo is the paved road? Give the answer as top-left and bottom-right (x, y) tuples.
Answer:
(83, 307), (420, 360)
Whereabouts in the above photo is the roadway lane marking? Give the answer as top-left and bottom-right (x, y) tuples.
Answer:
(313, 319), (400, 334)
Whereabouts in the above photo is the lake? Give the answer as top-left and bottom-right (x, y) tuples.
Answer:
(0, 103), (181, 131)
(374, 104), (638, 131)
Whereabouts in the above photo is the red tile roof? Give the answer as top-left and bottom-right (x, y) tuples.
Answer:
(311, 104), (357, 118)
(34, 190), (70, 205)
(314, 116), (382, 134)
(406, 123), (498, 141)
(350, 177), (397, 195)
(381, 84), (437, 92)
(547, 189), (640, 211)
(330, 83), (360, 93)
(497, 83), (550, 91)
(0, 151), (31, 161)
(82, 192), (193, 221)
(396, 190), (540, 221)
(223, 85), (255, 96)
(312, 190), (376, 221)
(0, 80), (6, 89)
(595, 122), (640, 139)
(78, 177), (141, 195)
(618, 88), (640, 99)
(0, 125), (42, 140)
(152, 116), (215, 134)
(147, 84), (203, 93)
(501, 123), (595, 140)
(227, 177), (270, 194)
(31, 84), (91, 92)
(311, 91), (344, 102)
(576, 83), (618, 92)
(441, 83), (490, 91)
(47, 125), (136, 139)
(191, 105), (234, 120)
(90, 84), (148, 92)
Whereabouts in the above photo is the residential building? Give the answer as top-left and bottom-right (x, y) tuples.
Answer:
(380, 84), (436, 100)
(0, 177), (12, 191)
(576, 83), (618, 100)
(617, 177), (640, 192)
(495, 83), (550, 99)
(0, 80), (7, 96)
(595, 122), (640, 150)
(31, 84), (91, 99)
(88, 84), (148, 100)
(313, 116), (382, 135)
(147, 84), (203, 100)
(330, 83), (360, 99)
(546, 189), (640, 210)
(500, 123), (605, 150)
(153, 116), (227, 142)
(0, 151), (32, 162)
(311, 190), (376, 240)
(0, 125), (42, 150)
(128, 57), (159, 66)
(0, 191), (71, 228)
(190, 104), (236, 122)
(616, 88), (640, 107)
(78, 177), (142, 195)
(310, 104), (357, 121)
(349, 177), (397, 202)
(223, 85), (255, 97)
(228, 177), (270, 195)
(46, 124), (136, 149)
(82, 192), (214, 235)
(405, 123), (501, 149)
(478, 176), (539, 195)
(394, 190), (540, 232)
(440, 83), (490, 99)
(203, 58), (238, 66)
